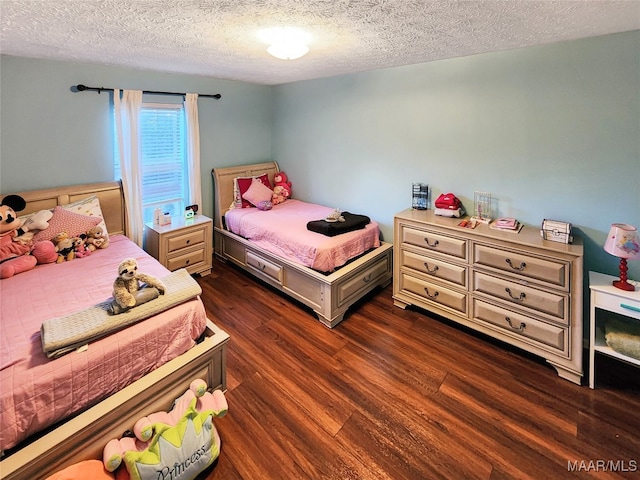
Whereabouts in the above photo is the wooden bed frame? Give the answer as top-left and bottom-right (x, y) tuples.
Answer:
(212, 162), (393, 327)
(0, 181), (229, 480)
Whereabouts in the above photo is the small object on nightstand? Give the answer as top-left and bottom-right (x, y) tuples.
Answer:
(159, 213), (171, 226)
(604, 223), (640, 291)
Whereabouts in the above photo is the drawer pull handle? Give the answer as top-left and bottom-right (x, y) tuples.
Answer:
(186, 239), (191, 244)
(505, 287), (526, 301)
(424, 238), (439, 248)
(621, 303), (640, 313)
(363, 273), (372, 283)
(505, 258), (526, 271)
(423, 263), (439, 275)
(185, 259), (190, 264)
(258, 262), (266, 271)
(505, 317), (526, 332)
(424, 287), (439, 300)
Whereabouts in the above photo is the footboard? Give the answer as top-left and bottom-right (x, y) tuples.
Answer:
(215, 227), (392, 327)
(0, 320), (229, 480)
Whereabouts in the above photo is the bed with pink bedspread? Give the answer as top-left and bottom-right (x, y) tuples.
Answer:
(0, 181), (229, 480)
(212, 162), (393, 328)
(224, 199), (381, 273)
(0, 234), (207, 452)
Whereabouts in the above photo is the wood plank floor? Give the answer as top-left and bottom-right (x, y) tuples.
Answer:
(197, 258), (640, 479)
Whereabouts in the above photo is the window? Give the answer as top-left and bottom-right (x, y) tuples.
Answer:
(114, 103), (188, 224)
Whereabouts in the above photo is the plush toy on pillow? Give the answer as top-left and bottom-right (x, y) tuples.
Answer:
(271, 171), (292, 205)
(0, 194), (57, 279)
(111, 258), (166, 314)
(103, 379), (228, 480)
(85, 225), (109, 251)
(52, 232), (77, 263)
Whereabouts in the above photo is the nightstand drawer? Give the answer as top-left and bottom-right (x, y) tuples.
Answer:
(593, 290), (640, 320)
(167, 229), (205, 253)
(167, 248), (205, 271)
(474, 244), (568, 288)
(401, 226), (467, 260)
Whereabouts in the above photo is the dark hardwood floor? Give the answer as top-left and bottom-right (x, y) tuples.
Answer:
(196, 258), (640, 479)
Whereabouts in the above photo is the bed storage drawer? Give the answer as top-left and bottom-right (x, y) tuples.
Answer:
(337, 251), (391, 305)
(246, 250), (283, 284)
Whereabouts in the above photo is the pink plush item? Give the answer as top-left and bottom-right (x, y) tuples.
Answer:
(32, 207), (101, 243)
(103, 436), (151, 473)
(235, 173), (271, 209)
(45, 460), (116, 480)
(242, 178), (274, 207)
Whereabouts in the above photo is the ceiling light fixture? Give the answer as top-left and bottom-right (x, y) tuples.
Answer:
(259, 27), (311, 60)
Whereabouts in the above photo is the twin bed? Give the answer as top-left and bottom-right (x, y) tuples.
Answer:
(0, 182), (229, 480)
(212, 161), (393, 328)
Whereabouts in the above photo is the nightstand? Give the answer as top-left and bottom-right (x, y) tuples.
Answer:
(589, 271), (640, 388)
(144, 215), (213, 276)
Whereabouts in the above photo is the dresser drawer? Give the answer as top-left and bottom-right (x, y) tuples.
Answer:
(167, 229), (205, 253)
(473, 244), (568, 288)
(473, 271), (568, 323)
(166, 248), (205, 272)
(399, 272), (467, 315)
(473, 299), (567, 354)
(401, 225), (467, 260)
(401, 249), (467, 287)
(246, 250), (283, 284)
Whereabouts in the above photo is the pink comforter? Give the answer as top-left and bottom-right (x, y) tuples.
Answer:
(0, 235), (207, 451)
(225, 199), (381, 272)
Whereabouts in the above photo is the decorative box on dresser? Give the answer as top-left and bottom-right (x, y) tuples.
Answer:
(144, 215), (213, 276)
(393, 209), (584, 384)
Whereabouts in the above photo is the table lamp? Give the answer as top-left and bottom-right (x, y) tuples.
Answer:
(603, 223), (640, 291)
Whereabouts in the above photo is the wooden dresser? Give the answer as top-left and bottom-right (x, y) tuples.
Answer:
(393, 209), (584, 384)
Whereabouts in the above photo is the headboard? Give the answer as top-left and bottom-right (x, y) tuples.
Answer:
(211, 161), (280, 229)
(3, 181), (127, 237)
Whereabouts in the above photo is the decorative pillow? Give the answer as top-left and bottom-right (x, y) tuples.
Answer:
(32, 206), (101, 243)
(61, 195), (110, 240)
(242, 178), (274, 207)
(233, 173), (271, 209)
(45, 460), (116, 480)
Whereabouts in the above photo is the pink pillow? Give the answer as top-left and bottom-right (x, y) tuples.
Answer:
(32, 206), (101, 242)
(242, 178), (274, 207)
(235, 173), (271, 209)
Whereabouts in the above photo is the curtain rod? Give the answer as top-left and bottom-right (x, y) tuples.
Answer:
(73, 84), (221, 99)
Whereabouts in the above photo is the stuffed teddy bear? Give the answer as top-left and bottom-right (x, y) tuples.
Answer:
(102, 379), (228, 475)
(85, 225), (109, 251)
(111, 258), (166, 312)
(52, 232), (76, 263)
(0, 194), (57, 278)
(272, 171), (292, 205)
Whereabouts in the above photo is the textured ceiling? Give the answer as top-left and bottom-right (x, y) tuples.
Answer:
(1, 0), (639, 85)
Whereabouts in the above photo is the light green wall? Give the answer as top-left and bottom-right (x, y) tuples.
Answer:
(0, 55), (272, 220)
(272, 31), (640, 281)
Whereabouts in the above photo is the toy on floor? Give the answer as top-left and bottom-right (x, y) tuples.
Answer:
(103, 379), (228, 480)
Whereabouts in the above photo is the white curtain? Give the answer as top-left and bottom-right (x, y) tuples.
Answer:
(114, 89), (145, 247)
(184, 93), (202, 210)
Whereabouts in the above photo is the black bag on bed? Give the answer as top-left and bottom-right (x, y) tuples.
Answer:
(306, 212), (371, 237)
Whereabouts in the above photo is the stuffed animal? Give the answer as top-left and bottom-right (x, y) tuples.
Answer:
(102, 379), (228, 477)
(52, 232), (76, 263)
(272, 171), (292, 205)
(0, 194), (56, 278)
(112, 258), (166, 310)
(73, 234), (91, 258)
(85, 225), (109, 251)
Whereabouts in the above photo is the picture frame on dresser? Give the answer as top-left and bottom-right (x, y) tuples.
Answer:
(393, 208), (584, 384)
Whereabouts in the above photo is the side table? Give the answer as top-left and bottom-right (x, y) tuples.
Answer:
(589, 271), (640, 388)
